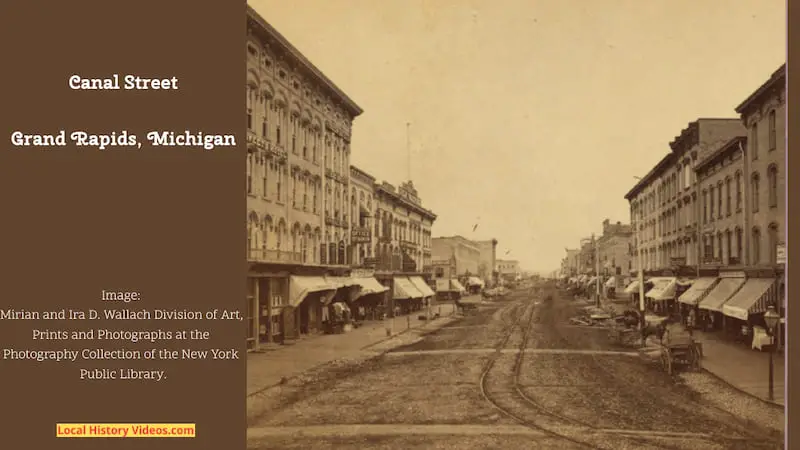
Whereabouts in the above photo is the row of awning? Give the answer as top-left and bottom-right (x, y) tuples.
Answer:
(623, 275), (782, 321)
(287, 275), (437, 309)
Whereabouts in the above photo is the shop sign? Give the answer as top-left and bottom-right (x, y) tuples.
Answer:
(777, 243), (786, 264)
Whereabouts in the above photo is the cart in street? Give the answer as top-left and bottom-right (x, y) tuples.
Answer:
(659, 323), (702, 375)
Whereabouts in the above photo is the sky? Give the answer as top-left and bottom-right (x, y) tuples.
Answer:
(249, 0), (785, 275)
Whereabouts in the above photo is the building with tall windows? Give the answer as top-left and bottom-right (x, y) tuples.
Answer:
(625, 118), (745, 275)
(349, 165), (377, 268)
(245, 6), (363, 350)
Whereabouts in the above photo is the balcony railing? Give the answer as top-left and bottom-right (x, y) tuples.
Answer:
(247, 248), (303, 264)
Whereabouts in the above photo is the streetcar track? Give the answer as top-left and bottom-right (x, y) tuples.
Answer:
(542, 288), (781, 449)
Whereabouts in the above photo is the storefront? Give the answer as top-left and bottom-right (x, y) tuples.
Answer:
(393, 276), (424, 314)
(350, 275), (389, 320)
(677, 277), (718, 326)
(644, 277), (677, 315)
(721, 277), (778, 347)
(697, 274), (745, 333)
(466, 276), (485, 294)
(409, 276), (436, 311)
(288, 275), (339, 337)
(247, 274), (289, 351)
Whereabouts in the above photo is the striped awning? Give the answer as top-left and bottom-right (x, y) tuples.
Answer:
(624, 280), (640, 294)
(722, 278), (777, 321)
(678, 278), (718, 306)
(698, 277), (745, 312)
(645, 278), (677, 301)
(408, 276), (436, 297)
(393, 276), (424, 300)
(604, 277), (616, 287)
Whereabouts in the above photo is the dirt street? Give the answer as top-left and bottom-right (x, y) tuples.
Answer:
(247, 286), (784, 450)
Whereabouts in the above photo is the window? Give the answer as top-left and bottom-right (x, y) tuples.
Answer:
(261, 161), (270, 197)
(725, 230), (732, 264)
(312, 183), (318, 214)
(703, 236), (712, 260)
(752, 227), (761, 265)
(717, 182), (723, 219)
(751, 173), (760, 213)
(735, 228), (743, 259)
(768, 110), (777, 150)
(291, 173), (297, 208)
(303, 178), (308, 211)
(735, 172), (742, 211)
(751, 123), (758, 160)
(702, 190), (708, 223)
(246, 88), (254, 130)
(276, 168), (282, 202)
(768, 223), (779, 265)
(246, 153), (254, 195)
(717, 233), (723, 259)
(725, 178), (731, 215)
(709, 186), (715, 220)
(768, 164), (778, 208)
(276, 110), (282, 144)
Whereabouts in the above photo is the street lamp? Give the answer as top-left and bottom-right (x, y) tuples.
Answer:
(763, 305), (780, 402)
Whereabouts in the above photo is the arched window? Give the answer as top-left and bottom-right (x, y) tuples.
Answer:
(768, 164), (778, 208)
(768, 110), (777, 150)
(752, 227), (762, 265)
(717, 181), (723, 219)
(735, 171), (742, 211)
(735, 227), (743, 260)
(725, 177), (732, 215)
(751, 123), (759, 160)
(702, 189), (708, 223)
(725, 230), (732, 264)
(751, 172), (760, 213)
(768, 223), (779, 265)
(717, 232), (723, 260)
(709, 186), (715, 220)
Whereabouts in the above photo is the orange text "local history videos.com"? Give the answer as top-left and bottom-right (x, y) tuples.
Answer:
(56, 423), (195, 438)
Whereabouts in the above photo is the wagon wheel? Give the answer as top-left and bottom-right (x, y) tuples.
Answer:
(660, 348), (673, 375)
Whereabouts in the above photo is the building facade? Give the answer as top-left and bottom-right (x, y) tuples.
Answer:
(596, 219), (633, 276)
(562, 248), (580, 277)
(625, 118), (746, 274)
(374, 181), (436, 273)
(496, 259), (520, 281)
(431, 236), (481, 276)
(735, 64), (786, 269)
(474, 239), (499, 285)
(245, 6), (363, 349)
(349, 165), (376, 267)
(695, 136), (747, 268)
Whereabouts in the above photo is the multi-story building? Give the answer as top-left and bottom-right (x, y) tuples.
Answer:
(474, 239), (499, 285)
(349, 165), (376, 267)
(245, 6), (363, 349)
(578, 238), (595, 274)
(496, 259), (520, 282)
(625, 118), (746, 274)
(735, 64), (786, 269)
(562, 248), (580, 277)
(596, 219), (633, 276)
(695, 136), (747, 267)
(374, 181), (436, 272)
(431, 236), (481, 276)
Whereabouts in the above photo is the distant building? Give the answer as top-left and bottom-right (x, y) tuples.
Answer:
(496, 259), (520, 281)
(431, 236), (481, 276)
(596, 219), (633, 277)
(374, 180), (436, 273)
(349, 165), (377, 267)
(474, 239), (499, 285)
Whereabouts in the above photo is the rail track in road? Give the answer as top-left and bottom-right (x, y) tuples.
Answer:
(538, 287), (781, 449)
(478, 287), (781, 450)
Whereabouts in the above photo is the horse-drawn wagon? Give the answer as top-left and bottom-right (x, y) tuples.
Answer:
(659, 323), (702, 375)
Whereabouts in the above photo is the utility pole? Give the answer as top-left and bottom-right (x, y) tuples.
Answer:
(593, 233), (601, 308)
(406, 122), (411, 182)
(636, 216), (646, 346)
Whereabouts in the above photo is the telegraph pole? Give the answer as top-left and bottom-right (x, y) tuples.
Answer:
(593, 233), (601, 308)
(636, 217), (646, 346)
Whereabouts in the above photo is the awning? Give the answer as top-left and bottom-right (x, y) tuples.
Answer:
(351, 277), (388, 300)
(450, 279), (467, 293)
(586, 276), (598, 286)
(288, 276), (339, 307)
(645, 278), (677, 301)
(467, 276), (485, 287)
(698, 277), (746, 312)
(409, 276), (435, 297)
(393, 276), (424, 299)
(604, 277), (616, 287)
(678, 278), (718, 306)
(325, 276), (360, 289)
(623, 280), (641, 294)
(359, 206), (372, 217)
(722, 278), (777, 321)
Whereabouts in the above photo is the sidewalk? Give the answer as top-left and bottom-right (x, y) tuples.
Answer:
(247, 302), (458, 396)
(693, 330), (785, 407)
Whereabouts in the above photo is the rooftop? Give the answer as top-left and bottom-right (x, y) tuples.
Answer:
(735, 64), (786, 115)
(246, 5), (363, 117)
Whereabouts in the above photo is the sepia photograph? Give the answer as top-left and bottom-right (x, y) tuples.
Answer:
(243, 1), (786, 448)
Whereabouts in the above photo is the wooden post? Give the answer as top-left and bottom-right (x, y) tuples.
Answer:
(253, 278), (261, 349)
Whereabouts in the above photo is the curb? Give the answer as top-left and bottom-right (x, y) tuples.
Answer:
(700, 367), (785, 410)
